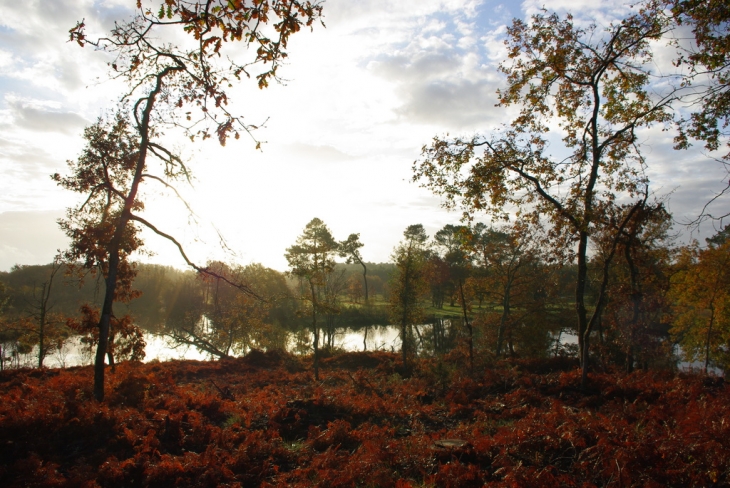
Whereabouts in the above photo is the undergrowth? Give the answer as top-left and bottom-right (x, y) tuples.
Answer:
(0, 351), (727, 487)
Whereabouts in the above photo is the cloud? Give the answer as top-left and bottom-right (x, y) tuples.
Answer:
(520, 0), (635, 26)
(361, 3), (508, 130)
(370, 48), (502, 128)
(284, 142), (356, 163)
(0, 210), (68, 271)
(6, 99), (87, 134)
(393, 77), (501, 127)
(0, 132), (80, 213)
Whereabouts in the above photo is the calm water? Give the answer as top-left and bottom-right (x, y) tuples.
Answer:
(1, 327), (723, 376)
(1, 326), (404, 369)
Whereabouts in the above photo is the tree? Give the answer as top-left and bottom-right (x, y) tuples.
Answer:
(670, 234), (730, 373)
(23, 259), (69, 368)
(414, 6), (674, 386)
(346, 274), (364, 303)
(592, 202), (674, 373)
(60, 1), (323, 401)
(434, 224), (476, 371)
(285, 218), (339, 380)
(164, 262), (292, 356)
(240, 263), (298, 345)
(165, 262), (268, 357)
(322, 268), (347, 349)
(424, 254), (450, 309)
(433, 224), (467, 308)
(0, 281), (9, 370)
(389, 224), (429, 371)
(671, 0), (730, 224)
(67, 304), (147, 367)
(468, 223), (555, 359)
(339, 234), (369, 303)
(56, 114), (155, 390)
(470, 224), (523, 357)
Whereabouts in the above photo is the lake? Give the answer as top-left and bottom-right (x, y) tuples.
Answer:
(1, 326), (723, 376)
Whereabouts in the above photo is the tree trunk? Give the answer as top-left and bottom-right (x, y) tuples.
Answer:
(705, 308), (714, 375)
(107, 330), (116, 373)
(496, 281), (511, 357)
(95, 247), (120, 401)
(362, 262), (369, 304)
(625, 244), (642, 375)
(458, 280), (473, 374)
(38, 282), (46, 369)
(576, 230), (590, 371)
(309, 280), (320, 381)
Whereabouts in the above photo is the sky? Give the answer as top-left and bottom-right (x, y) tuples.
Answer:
(0, 0), (726, 273)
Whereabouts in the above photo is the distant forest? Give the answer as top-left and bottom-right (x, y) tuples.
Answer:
(0, 261), (395, 331)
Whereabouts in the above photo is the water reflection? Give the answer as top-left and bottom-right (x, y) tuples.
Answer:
(1, 325), (722, 376)
(333, 326), (400, 352)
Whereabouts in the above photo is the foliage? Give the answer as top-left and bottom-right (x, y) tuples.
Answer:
(339, 234), (369, 303)
(0, 352), (728, 487)
(164, 262), (288, 357)
(285, 218), (340, 379)
(672, 0), (730, 159)
(59, 0), (323, 401)
(593, 204), (675, 373)
(67, 304), (147, 366)
(414, 5), (674, 385)
(389, 225), (430, 371)
(670, 237), (730, 372)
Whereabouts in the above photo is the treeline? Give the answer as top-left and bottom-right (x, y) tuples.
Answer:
(0, 260), (394, 370)
(3, 215), (729, 379)
(279, 215), (692, 382)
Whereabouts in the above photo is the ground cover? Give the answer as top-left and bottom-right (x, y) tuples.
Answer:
(0, 350), (728, 487)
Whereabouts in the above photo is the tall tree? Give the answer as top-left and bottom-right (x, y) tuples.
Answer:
(61, 1), (323, 401)
(414, 6), (674, 386)
(595, 203), (674, 373)
(433, 224), (466, 307)
(670, 234), (730, 373)
(434, 224), (475, 371)
(669, 0), (730, 223)
(0, 281), (10, 371)
(389, 224), (429, 371)
(470, 224), (523, 357)
(55, 116), (147, 375)
(285, 218), (338, 380)
(339, 234), (369, 303)
(25, 259), (66, 368)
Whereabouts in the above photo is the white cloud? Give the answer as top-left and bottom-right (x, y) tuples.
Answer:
(5, 98), (87, 134)
(0, 211), (68, 270)
(0, 0), (725, 272)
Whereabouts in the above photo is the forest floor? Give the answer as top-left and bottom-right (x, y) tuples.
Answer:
(0, 349), (728, 487)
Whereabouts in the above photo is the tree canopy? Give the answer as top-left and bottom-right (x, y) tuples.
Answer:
(414, 4), (675, 386)
(59, 0), (323, 401)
